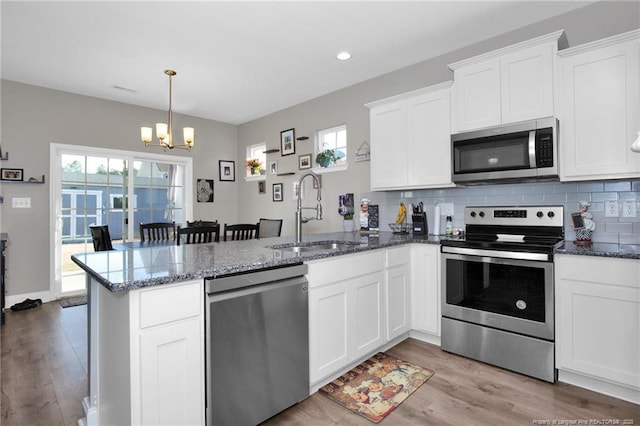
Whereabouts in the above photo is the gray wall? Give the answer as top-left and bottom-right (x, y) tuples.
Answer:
(0, 81), (238, 297)
(237, 1), (640, 237)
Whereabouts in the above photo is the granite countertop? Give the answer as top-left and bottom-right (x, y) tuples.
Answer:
(71, 231), (442, 292)
(71, 231), (638, 293)
(555, 241), (640, 260)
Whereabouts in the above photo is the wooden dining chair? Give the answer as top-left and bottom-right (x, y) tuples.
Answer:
(258, 218), (283, 238)
(177, 225), (220, 245)
(89, 224), (114, 251)
(223, 223), (259, 241)
(139, 222), (176, 242)
(187, 220), (218, 227)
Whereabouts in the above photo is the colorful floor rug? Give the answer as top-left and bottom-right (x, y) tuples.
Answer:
(318, 352), (434, 423)
(58, 296), (87, 308)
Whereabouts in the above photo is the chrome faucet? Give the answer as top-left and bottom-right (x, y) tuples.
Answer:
(295, 171), (323, 243)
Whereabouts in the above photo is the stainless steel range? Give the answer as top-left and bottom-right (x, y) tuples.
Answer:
(440, 205), (564, 382)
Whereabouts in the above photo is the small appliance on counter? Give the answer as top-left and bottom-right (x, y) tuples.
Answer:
(411, 202), (428, 235)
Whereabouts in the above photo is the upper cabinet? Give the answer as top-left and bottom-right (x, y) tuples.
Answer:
(449, 31), (565, 133)
(558, 30), (640, 181)
(366, 82), (454, 191)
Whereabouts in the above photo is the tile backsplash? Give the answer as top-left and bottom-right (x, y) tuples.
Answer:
(362, 179), (640, 244)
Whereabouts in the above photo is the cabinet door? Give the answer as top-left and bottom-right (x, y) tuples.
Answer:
(560, 37), (640, 180)
(408, 88), (453, 188)
(351, 271), (385, 360)
(411, 245), (440, 336)
(452, 59), (501, 132)
(139, 317), (204, 426)
(501, 43), (554, 124)
(556, 255), (640, 390)
(386, 264), (411, 341)
(309, 281), (349, 384)
(369, 100), (409, 190)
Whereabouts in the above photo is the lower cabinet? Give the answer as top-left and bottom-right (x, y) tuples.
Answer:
(555, 255), (640, 403)
(410, 244), (441, 339)
(307, 250), (386, 385)
(93, 278), (205, 425)
(386, 246), (411, 341)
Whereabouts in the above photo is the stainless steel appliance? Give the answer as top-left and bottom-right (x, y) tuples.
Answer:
(452, 117), (558, 184)
(440, 205), (564, 382)
(205, 264), (309, 425)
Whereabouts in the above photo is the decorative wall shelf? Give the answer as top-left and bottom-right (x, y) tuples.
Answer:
(296, 136), (309, 141)
(1, 174), (46, 184)
(264, 149), (280, 154)
(277, 172), (295, 176)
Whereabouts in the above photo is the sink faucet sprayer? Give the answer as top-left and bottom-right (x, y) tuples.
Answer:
(295, 171), (323, 243)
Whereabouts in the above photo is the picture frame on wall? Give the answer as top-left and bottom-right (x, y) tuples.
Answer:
(280, 128), (295, 156)
(272, 183), (283, 202)
(196, 179), (214, 202)
(219, 160), (235, 182)
(270, 160), (278, 175)
(1, 168), (23, 181)
(298, 154), (311, 170)
(258, 180), (266, 194)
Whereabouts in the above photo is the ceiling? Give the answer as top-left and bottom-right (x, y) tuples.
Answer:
(1, 1), (593, 125)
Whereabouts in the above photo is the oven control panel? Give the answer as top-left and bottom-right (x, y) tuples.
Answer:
(465, 206), (563, 227)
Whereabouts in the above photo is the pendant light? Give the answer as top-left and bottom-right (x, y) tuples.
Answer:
(141, 69), (194, 151)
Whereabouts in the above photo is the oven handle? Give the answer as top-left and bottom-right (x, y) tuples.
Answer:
(441, 245), (550, 262)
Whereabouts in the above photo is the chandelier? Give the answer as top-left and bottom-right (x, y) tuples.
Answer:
(141, 69), (194, 151)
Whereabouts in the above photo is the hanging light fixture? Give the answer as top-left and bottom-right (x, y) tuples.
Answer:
(141, 69), (194, 151)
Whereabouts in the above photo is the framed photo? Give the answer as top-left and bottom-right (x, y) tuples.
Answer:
(258, 180), (266, 194)
(1, 168), (23, 181)
(196, 179), (214, 203)
(272, 183), (283, 202)
(269, 160), (278, 175)
(280, 128), (296, 156)
(298, 154), (311, 170)
(219, 160), (235, 182)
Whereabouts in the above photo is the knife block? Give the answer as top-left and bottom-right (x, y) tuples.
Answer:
(412, 213), (428, 235)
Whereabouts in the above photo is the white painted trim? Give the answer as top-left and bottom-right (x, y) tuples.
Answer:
(5, 290), (53, 309)
(558, 369), (640, 405)
(558, 29), (640, 57)
(364, 81), (453, 109)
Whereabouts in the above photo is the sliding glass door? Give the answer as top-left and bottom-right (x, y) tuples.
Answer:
(51, 144), (192, 297)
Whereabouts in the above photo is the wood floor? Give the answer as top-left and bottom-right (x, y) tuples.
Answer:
(1, 302), (638, 426)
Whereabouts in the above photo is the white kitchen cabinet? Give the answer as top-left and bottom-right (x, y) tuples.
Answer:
(558, 30), (640, 181)
(410, 244), (441, 342)
(366, 82), (454, 191)
(92, 278), (205, 426)
(449, 31), (563, 133)
(555, 254), (640, 404)
(385, 247), (411, 341)
(308, 251), (385, 385)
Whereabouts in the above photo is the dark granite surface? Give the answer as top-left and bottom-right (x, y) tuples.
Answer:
(71, 231), (638, 293)
(71, 231), (442, 292)
(555, 241), (640, 260)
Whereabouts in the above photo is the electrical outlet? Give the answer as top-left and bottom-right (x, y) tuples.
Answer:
(622, 200), (637, 218)
(604, 200), (619, 217)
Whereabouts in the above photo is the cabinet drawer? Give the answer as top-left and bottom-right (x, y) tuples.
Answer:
(139, 280), (202, 328)
(386, 246), (410, 268)
(307, 251), (384, 288)
(558, 256), (640, 289)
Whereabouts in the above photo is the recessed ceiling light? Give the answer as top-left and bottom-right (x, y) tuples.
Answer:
(336, 51), (352, 61)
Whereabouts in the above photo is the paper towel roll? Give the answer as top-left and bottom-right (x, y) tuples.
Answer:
(433, 204), (441, 235)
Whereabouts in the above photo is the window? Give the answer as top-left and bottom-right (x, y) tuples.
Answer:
(246, 143), (266, 177)
(315, 124), (347, 170)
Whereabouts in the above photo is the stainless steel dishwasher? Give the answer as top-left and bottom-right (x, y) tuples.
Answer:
(205, 263), (309, 426)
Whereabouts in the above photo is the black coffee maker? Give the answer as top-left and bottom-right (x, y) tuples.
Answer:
(412, 202), (428, 235)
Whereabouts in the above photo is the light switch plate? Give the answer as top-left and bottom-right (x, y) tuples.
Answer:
(12, 197), (31, 208)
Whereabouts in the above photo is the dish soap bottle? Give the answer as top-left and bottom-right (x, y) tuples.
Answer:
(445, 215), (453, 237)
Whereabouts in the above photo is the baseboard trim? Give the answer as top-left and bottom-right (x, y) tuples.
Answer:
(558, 369), (640, 405)
(5, 290), (53, 310)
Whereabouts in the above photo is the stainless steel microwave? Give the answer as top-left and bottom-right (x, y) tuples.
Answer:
(452, 117), (558, 184)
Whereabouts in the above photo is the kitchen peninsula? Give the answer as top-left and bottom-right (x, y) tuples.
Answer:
(71, 233), (639, 425)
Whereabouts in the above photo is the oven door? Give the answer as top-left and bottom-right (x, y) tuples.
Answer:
(441, 251), (554, 340)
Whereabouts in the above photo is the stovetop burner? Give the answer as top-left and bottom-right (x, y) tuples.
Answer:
(441, 205), (564, 254)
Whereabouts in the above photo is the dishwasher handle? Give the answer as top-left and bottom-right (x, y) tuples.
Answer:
(206, 263), (307, 294)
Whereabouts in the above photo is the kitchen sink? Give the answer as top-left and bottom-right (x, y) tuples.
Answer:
(269, 240), (362, 253)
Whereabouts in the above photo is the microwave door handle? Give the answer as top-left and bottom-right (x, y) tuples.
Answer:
(528, 130), (537, 168)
